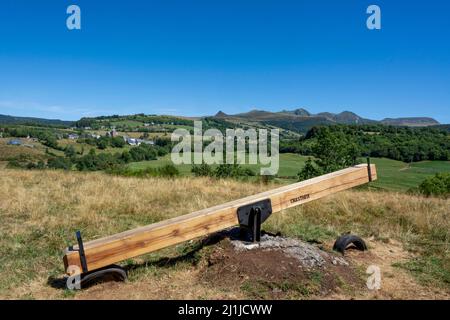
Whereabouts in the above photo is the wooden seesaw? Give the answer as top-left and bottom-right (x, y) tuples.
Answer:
(63, 161), (377, 288)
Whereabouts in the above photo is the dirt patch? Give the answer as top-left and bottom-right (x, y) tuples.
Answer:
(337, 238), (450, 300)
(199, 231), (365, 299)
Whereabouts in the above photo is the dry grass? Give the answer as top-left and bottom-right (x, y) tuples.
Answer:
(267, 190), (450, 245)
(0, 169), (448, 299)
(0, 139), (45, 161)
(0, 169), (272, 298)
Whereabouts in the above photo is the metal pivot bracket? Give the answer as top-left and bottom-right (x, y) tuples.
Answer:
(237, 199), (272, 242)
(366, 157), (372, 182)
(67, 230), (88, 273)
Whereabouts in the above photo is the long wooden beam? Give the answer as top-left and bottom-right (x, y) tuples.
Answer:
(63, 163), (377, 274)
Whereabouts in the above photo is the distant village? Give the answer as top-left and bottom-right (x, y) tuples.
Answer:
(67, 128), (155, 146)
(7, 128), (155, 147)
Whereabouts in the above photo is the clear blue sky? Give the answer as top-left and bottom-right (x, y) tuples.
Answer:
(0, 0), (449, 122)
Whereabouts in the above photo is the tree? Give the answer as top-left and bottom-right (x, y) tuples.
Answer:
(297, 158), (321, 181)
(97, 137), (109, 150)
(297, 128), (361, 181)
(311, 127), (360, 174)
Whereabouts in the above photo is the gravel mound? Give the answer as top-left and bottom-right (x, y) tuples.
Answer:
(218, 228), (348, 268)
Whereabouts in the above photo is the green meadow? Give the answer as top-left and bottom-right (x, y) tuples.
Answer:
(368, 158), (450, 192)
(127, 153), (450, 192)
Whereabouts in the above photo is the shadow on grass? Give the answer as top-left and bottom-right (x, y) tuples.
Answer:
(46, 227), (255, 290)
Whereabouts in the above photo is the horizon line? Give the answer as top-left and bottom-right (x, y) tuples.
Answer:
(0, 108), (447, 125)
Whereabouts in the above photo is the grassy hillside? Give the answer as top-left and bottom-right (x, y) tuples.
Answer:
(75, 114), (194, 132)
(0, 170), (448, 299)
(0, 138), (46, 161)
(369, 158), (450, 191)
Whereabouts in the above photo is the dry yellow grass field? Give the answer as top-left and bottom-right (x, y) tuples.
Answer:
(0, 169), (448, 299)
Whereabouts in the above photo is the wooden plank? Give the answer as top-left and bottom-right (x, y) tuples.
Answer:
(63, 163), (376, 274)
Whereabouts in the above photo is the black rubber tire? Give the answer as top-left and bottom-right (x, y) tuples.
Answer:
(79, 265), (127, 289)
(333, 234), (367, 255)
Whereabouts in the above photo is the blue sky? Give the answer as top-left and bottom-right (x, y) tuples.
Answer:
(0, 0), (449, 122)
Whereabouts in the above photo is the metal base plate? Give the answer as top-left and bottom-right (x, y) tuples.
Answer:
(237, 199), (272, 227)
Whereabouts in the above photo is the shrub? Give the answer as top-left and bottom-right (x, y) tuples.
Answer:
(48, 157), (72, 170)
(111, 136), (125, 148)
(108, 164), (179, 178)
(6, 160), (21, 168)
(75, 151), (119, 171)
(64, 145), (77, 158)
(192, 163), (214, 177)
(25, 160), (46, 170)
(214, 164), (255, 179)
(418, 173), (450, 197)
(7, 154), (37, 169)
(97, 137), (109, 150)
(157, 164), (180, 177)
(129, 145), (157, 162)
(121, 150), (133, 163)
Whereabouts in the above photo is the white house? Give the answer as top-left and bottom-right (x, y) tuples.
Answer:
(126, 138), (139, 146)
(124, 137), (155, 146)
(68, 133), (79, 140)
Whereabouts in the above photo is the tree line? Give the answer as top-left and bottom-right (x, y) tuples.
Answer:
(281, 124), (450, 163)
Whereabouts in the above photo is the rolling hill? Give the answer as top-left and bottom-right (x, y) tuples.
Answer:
(0, 108), (442, 135)
(0, 114), (74, 127)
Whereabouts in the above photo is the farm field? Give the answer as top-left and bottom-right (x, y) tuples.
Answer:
(0, 169), (448, 299)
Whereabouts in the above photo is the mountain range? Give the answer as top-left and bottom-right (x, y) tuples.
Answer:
(213, 108), (439, 132)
